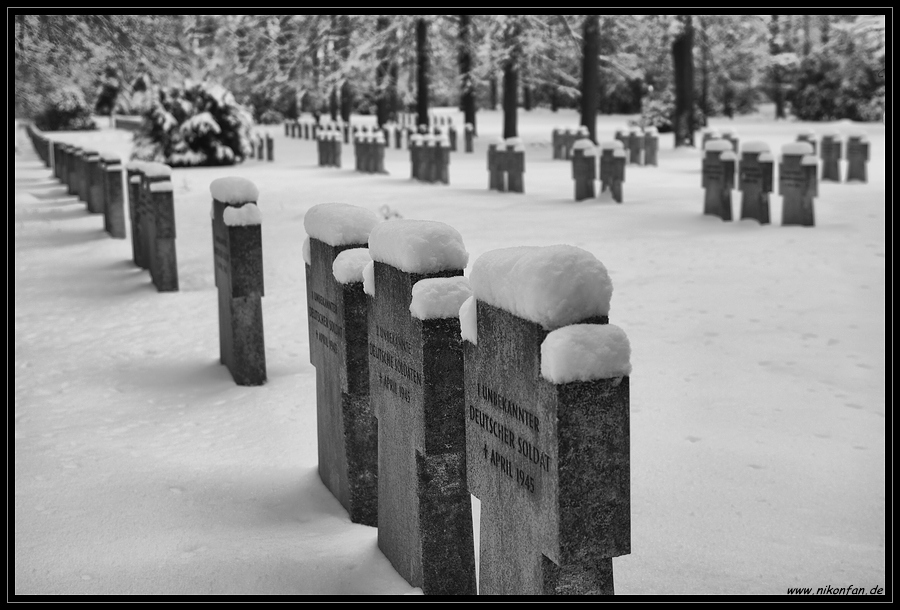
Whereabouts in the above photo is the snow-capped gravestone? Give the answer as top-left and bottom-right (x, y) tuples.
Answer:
(79, 149), (99, 206)
(738, 142), (773, 224)
(66, 146), (81, 196)
(700, 128), (721, 151)
(138, 163), (174, 279)
(303, 203), (380, 527)
(86, 152), (103, 214)
(643, 126), (659, 167)
(318, 130), (341, 168)
(147, 180), (179, 291)
(409, 134), (423, 181)
(796, 129), (817, 155)
(463, 245), (631, 595)
(627, 127), (643, 165)
(265, 134), (274, 162)
(210, 177), (266, 386)
(571, 139), (597, 201)
(720, 127), (740, 154)
(845, 134), (869, 183)
(101, 153), (125, 239)
(464, 124), (474, 153)
(125, 162), (148, 267)
(488, 137), (506, 192)
(599, 141), (625, 203)
(506, 138), (526, 193)
(367, 220), (476, 596)
(702, 140), (735, 221)
(779, 143), (817, 227)
(820, 132), (842, 182)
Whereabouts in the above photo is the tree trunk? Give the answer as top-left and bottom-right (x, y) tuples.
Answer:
(490, 75), (498, 110)
(502, 18), (521, 139)
(769, 15), (786, 120)
(416, 18), (429, 128)
(376, 16), (390, 128)
(340, 81), (353, 123)
(803, 14), (811, 56)
(329, 87), (338, 121)
(820, 14), (830, 46)
(458, 15), (477, 135)
(672, 15), (695, 147)
(699, 16), (709, 126)
(580, 15), (599, 144)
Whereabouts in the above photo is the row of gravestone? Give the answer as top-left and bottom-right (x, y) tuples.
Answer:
(553, 126), (659, 168)
(701, 128), (870, 184)
(287, 119), (473, 154)
(247, 133), (275, 162)
(302, 203), (632, 595)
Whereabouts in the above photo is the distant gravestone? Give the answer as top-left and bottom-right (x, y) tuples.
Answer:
(210, 177), (266, 386)
(138, 163), (173, 276)
(79, 149), (99, 205)
(125, 162), (147, 266)
(720, 127), (740, 154)
(845, 134), (869, 183)
(304, 203), (379, 526)
(367, 219), (476, 595)
(86, 152), (104, 214)
(627, 127), (643, 165)
(464, 124), (475, 154)
(265, 134), (274, 161)
(779, 142), (817, 227)
(421, 135), (436, 183)
(738, 142), (773, 224)
(100, 153), (126, 239)
(820, 132), (842, 182)
(67, 146), (82, 197)
(506, 138), (525, 193)
(148, 180), (179, 291)
(551, 128), (563, 160)
(613, 127), (628, 151)
(410, 133), (423, 181)
(437, 135), (450, 184)
(256, 135), (264, 160)
(488, 137), (506, 192)
(448, 123), (458, 152)
(464, 245), (631, 595)
(571, 139), (597, 201)
(599, 142), (625, 204)
(702, 140), (735, 221)
(796, 129), (817, 155)
(643, 127), (659, 166)
(700, 128), (720, 150)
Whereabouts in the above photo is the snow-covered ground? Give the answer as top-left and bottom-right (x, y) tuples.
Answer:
(13, 108), (885, 596)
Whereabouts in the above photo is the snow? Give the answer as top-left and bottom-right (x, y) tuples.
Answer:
(303, 203), (380, 247)
(368, 219), (468, 274)
(782, 142), (815, 156)
(148, 181), (174, 193)
(100, 152), (121, 163)
(613, 149), (626, 158)
(210, 176), (259, 205)
(720, 151), (737, 162)
(758, 151), (775, 163)
(14, 109), (885, 597)
(572, 139), (594, 151)
(409, 276), (472, 320)
(332, 248), (372, 285)
(363, 260), (375, 296)
(302, 237), (311, 265)
(539, 323), (632, 384)
(104, 164), (123, 172)
(469, 245), (612, 330)
(142, 162), (173, 178)
(801, 155), (819, 166)
(459, 295), (477, 344)
(741, 141), (770, 153)
(223, 203), (262, 226)
(704, 139), (733, 152)
(129, 175), (141, 184)
(600, 140), (624, 150)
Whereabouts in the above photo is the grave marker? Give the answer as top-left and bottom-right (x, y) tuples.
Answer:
(643, 127), (659, 166)
(148, 180), (179, 291)
(125, 162), (148, 266)
(464, 245), (631, 595)
(571, 139), (597, 201)
(720, 127), (740, 154)
(488, 137), (506, 192)
(464, 124), (474, 154)
(367, 220), (476, 595)
(100, 153), (126, 239)
(138, 163), (173, 275)
(304, 203), (380, 526)
(779, 142), (816, 227)
(265, 134), (274, 161)
(410, 133), (423, 180)
(506, 138), (525, 193)
(627, 127), (643, 165)
(846, 134), (869, 183)
(86, 152), (104, 214)
(598, 142), (625, 204)
(67, 146), (82, 196)
(210, 177), (267, 386)
(820, 131), (842, 182)
(738, 142), (772, 224)
(796, 129), (817, 155)
(701, 139), (735, 221)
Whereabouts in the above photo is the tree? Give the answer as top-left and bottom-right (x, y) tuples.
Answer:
(416, 18), (430, 127)
(671, 15), (696, 146)
(580, 15), (600, 143)
(458, 15), (477, 134)
(501, 16), (522, 139)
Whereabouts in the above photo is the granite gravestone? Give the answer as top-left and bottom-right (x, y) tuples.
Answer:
(552, 128), (563, 160)
(506, 139), (526, 194)
(86, 153), (104, 214)
(488, 138), (507, 192)
(79, 149), (99, 205)
(720, 127), (740, 154)
(437, 136), (450, 184)
(447, 122), (458, 152)
(464, 245), (631, 595)
(613, 128), (628, 151)
(702, 140), (735, 221)
(700, 128), (720, 150)
(738, 142), (773, 225)
(643, 127), (659, 167)
(67, 146), (82, 196)
(210, 177), (267, 386)
(845, 135), (869, 183)
(304, 203), (380, 526)
(125, 162), (147, 266)
(599, 142), (626, 204)
(410, 134), (423, 181)
(100, 153), (126, 239)
(627, 127), (643, 165)
(139, 163), (173, 277)
(367, 220), (476, 596)
(820, 132), (842, 182)
(779, 143), (817, 227)
(148, 180), (179, 292)
(796, 130), (817, 155)
(465, 124), (475, 154)
(571, 140), (597, 201)
(265, 134), (274, 161)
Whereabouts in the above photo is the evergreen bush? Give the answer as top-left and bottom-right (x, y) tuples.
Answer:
(33, 86), (98, 132)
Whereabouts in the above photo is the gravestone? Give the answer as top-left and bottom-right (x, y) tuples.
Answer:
(613, 128), (628, 152)
(148, 180), (179, 291)
(464, 124), (475, 153)
(394, 124), (404, 149)
(374, 131), (388, 174)
(86, 152), (104, 214)
(464, 245), (631, 595)
(700, 128), (720, 150)
(599, 142), (625, 204)
(701, 140), (735, 221)
(285, 121), (290, 137)
(488, 138), (506, 192)
(448, 123), (458, 152)
(79, 148), (99, 204)
(738, 142), (772, 224)
(210, 177), (267, 386)
(627, 127), (643, 165)
(437, 135), (450, 184)
(100, 153), (126, 239)
(845, 134), (869, 182)
(410, 134), (423, 180)
(367, 219), (476, 595)
(643, 127), (659, 166)
(304, 203), (380, 526)
(552, 128), (563, 160)
(67, 146), (82, 196)
(820, 132), (842, 182)
(138, 163), (173, 276)
(796, 129), (817, 155)
(125, 162), (148, 266)
(256, 135), (264, 160)
(571, 139), (597, 201)
(506, 138), (526, 193)
(265, 134), (274, 161)
(720, 127), (740, 154)
(779, 142), (816, 227)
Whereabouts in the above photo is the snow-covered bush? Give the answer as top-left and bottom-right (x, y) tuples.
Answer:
(131, 81), (254, 167)
(33, 86), (98, 132)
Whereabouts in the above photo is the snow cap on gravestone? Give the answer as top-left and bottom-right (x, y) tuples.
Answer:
(469, 245), (613, 331)
(304, 203), (380, 247)
(210, 177), (259, 204)
(368, 219), (468, 274)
